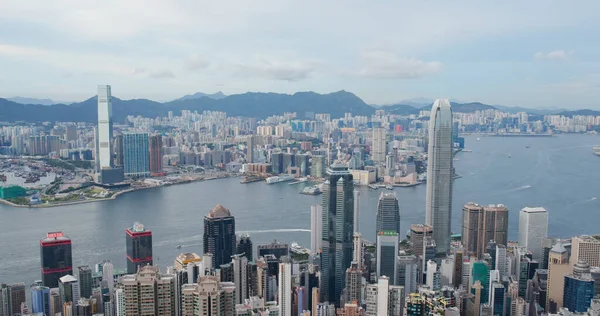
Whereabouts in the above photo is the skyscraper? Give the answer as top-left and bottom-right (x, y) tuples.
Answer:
(236, 234), (253, 262)
(409, 224), (433, 260)
(121, 266), (176, 316)
(1, 283), (26, 316)
(376, 231), (399, 284)
(97, 85), (113, 170)
(376, 192), (400, 236)
(114, 134), (124, 167)
(425, 99), (453, 254)
(59, 275), (79, 307)
(310, 204), (322, 254)
(570, 235), (600, 268)
(40, 231), (73, 288)
(365, 277), (404, 316)
(372, 127), (387, 164)
(518, 207), (548, 261)
(31, 285), (51, 316)
(247, 135), (255, 163)
(203, 204), (236, 268)
(149, 134), (162, 174)
(180, 276), (236, 316)
(125, 222), (153, 274)
(279, 261), (292, 316)
(122, 133), (150, 177)
(563, 260), (595, 313)
(77, 265), (93, 299)
(353, 190), (360, 233)
(320, 163), (354, 305)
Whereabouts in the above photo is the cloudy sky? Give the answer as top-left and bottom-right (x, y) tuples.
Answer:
(1, 1), (599, 108)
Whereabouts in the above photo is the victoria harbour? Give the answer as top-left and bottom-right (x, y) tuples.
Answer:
(0, 134), (598, 285)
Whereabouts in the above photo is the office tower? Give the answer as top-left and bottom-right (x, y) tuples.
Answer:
(65, 124), (78, 141)
(258, 240), (289, 259)
(311, 155), (326, 178)
(518, 207), (548, 261)
(247, 135), (255, 163)
(311, 204), (323, 254)
(365, 277), (404, 316)
(546, 242), (570, 311)
(102, 261), (115, 295)
(426, 260), (438, 290)
(149, 134), (162, 173)
(114, 134), (124, 167)
(279, 262), (292, 316)
(462, 202), (510, 259)
(570, 235), (600, 267)
(77, 298), (92, 316)
(372, 127), (387, 164)
(97, 85), (114, 169)
(345, 262), (362, 304)
(320, 163), (354, 305)
(122, 133), (150, 176)
(353, 233), (362, 267)
(353, 190), (360, 233)
(376, 192), (400, 236)
(121, 266), (176, 316)
(397, 255), (418, 294)
(232, 254), (249, 304)
(48, 288), (61, 316)
(114, 288), (124, 316)
(203, 204), (236, 268)
(1, 283), (26, 316)
(563, 260), (594, 313)
(440, 257), (454, 287)
(490, 282), (505, 316)
(410, 224), (433, 260)
(451, 249), (464, 288)
(376, 231), (399, 284)
(237, 234), (253, 262)
(40, 231), (73, 288)
(77, 265), (93, 299)
(31, 285), (51, 316)
(125, 222), (153, 274)
(425, 99), (453, 255)
(59, 275), (79, 306)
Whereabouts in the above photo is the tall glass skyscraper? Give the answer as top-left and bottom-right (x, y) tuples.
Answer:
(97, 85), (113, 170)
(425, 99), (453, 254)
(203, 204), (236, 268)
(31, 285), (50, 316)
(320, 163), (354, 305)
(376, 192), (400, 236)
(563, 260), (595, 313)
(40, 232), (73, 288)
(122, 133), (150, 177)
(125, 223), (153, 274)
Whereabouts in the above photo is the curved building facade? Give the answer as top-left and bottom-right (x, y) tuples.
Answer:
(425, 99), (453, 254)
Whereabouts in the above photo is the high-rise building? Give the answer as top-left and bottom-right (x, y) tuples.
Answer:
(149, 134), (162, 173)
(490, 282), (505, 316)
(320, 163), (354, 305)
(518, 207), (548, 261)
(203, 204), (236, 268)
(121, 266), (176, 316)
(97, 85), (113, 170)
(102, 261), (115, 295)
(258, 240), (289, 259)
(563, 260), (594, 313)
(40, 231), (73, 288)
(546, 242), (570, 311)
(376, 192), (400, 236)
(570, 235), (600, 268)
(311, 204), (323, 254)
(365, 277), (404, 316)
(353, 190), (360, 234)
(232, 254), (249, 305)
(397, 255), (418, 294)
(125, 222), (153, 274)
(426, 260), (438, 290)
(311, 155), (326, 178)
(31, 285), (51, 316)
(425, 99), (453, 254)
(461, 203), (508, 259)
(59, 275), (79, 306)
(181, 275), (235, 316)
(77, 265), (93, 299)
(247, 135), (255, 163)
(279, 262), (292, 316)
(376, 231), (399, 284)
(409, 224), (433, 260)
(345, 262), (362, 304)
(122, 133), (150, 177)
(237, 234), (253, 262)
(1, 283), (26, 316)
(114, 134), (124, 167)
(371, 127), (387, 164)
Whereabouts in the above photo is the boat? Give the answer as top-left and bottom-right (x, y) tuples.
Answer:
(385, 185), (393, 190)
(476, 137), (481, 141)
(368, 184), (379, 190)
(266, 174), (295, 184)
(0, 174), (6, 182)
(593, 146), (600, 157)
(300, 185), (322, 195)
(525, 145), (531, 148)
(176, 245), (182, 249)
(463, 149), (472, 153)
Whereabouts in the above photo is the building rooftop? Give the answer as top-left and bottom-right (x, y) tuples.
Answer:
(550, 241), (567, 254)
(40, 231), (71, 243)
(59, 274), (77, 283)
(521, 206), (548, 213)
(207, 204), (232, 218)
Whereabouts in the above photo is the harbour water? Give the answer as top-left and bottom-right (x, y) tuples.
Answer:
(0, 134), (599, 284)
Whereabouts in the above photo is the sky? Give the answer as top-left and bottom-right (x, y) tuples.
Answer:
(1, 1), (599, 109)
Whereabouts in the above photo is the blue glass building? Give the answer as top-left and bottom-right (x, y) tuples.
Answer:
(31, 285), (50, 316)
(122, 133), (150, 177)
(563, 275), (594, 312)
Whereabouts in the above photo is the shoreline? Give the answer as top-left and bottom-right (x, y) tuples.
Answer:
(0, 175), (230, 209)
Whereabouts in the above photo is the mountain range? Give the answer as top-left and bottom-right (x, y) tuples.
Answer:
(1, 91), (598, 123)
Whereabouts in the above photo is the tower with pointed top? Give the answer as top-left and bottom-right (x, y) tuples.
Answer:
(320, 163), (354, 305)
(425, 99), (454, 254)
(203, 204), (236, 268)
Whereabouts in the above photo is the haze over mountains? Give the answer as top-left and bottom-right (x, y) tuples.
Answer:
(0, 91), (598, 123)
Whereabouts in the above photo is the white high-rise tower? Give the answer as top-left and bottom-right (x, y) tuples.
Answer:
(97, 85), (113, 170)
(425, 99), (453, 254)
(372, 127), (387, 164)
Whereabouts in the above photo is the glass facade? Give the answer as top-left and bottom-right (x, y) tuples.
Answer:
(376, 193), (401, 236)
(471, 262), (490, 304)
(40, 234), (73, 288)
(126, 225), (153, 274)
(203, 207), (236, 268)
(563, 275), (594, 313)
(122, 133), (150, 176)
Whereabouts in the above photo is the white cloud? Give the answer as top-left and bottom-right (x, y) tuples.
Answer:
(352, 50), (442, 79)
(149, 70), (176, 79)
(235, 59), (320, 81)
(184, 55), (210, 72)
(0, 44), (47, 56)
(534, 50), (574, 60)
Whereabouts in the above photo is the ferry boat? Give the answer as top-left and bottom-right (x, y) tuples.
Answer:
(266, 174), (295, 184)
(385, 185), (393, 190)
(300, 185), (322, 195)
(368, 184), (379, 190)
(593, 146), (600, 157)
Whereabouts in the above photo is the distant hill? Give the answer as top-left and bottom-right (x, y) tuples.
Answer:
(0, 90), (374, 123)
(176, 91), (227, 101)
(7, 97), (56, 106)
(555, 109), (600, 117)
(384, 104), (420, 115)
